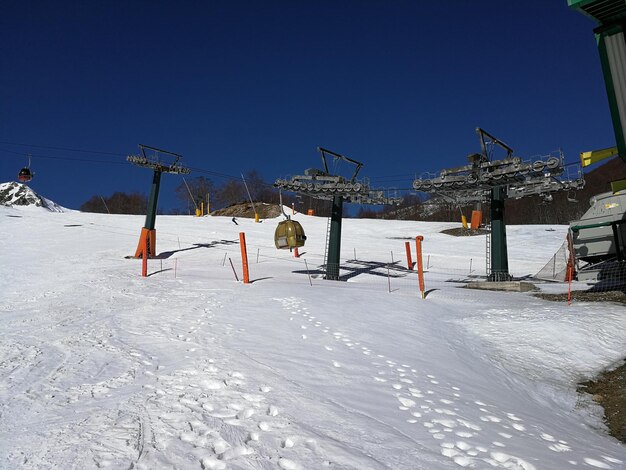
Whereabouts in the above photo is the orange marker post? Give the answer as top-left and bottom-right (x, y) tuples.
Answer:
(294, 247), (299, 258)
(416, 236), (425, 299)
(141, 235), (148, 277)
(239, 232), (250, 284)
(405, 241), (413, 270)
(470, 210), (483, 230)
(566, 264), (573, 306)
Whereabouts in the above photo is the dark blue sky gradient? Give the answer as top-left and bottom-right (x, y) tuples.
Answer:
(0, 1), (615, 211)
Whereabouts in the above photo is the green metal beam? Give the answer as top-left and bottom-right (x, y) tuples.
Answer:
(488, 187), (512, 281)
(569, 0), (626, 162)
(144, 170), (162, 230)
(596, 26), (626, 160)
(326, 195), (343, 281)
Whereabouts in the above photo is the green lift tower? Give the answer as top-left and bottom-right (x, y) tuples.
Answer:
(275, 148), (400, 280)
(128, 145), (191, 258)
(412, 128), (585, 281)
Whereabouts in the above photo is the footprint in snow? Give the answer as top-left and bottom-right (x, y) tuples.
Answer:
(278, 458), (302, 470)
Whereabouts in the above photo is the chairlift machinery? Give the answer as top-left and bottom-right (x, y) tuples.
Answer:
(275, 147), (401, 280)
(275, 148), (400, 205)
(412, 128), (585, 281)
(127, 144), (191, 258)
(413, 129), (584, 202)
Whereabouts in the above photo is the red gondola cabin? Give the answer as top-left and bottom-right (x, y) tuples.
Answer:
(18, 168), (33, 183)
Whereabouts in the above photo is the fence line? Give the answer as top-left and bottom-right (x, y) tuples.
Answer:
(130, 241), (626, 302)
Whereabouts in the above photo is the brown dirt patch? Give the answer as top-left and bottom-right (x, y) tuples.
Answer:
(537, 290), (626, 443)
(534, 291), (626, 305)
(579, 360), (626, 443)
(211, 202), (282, 219)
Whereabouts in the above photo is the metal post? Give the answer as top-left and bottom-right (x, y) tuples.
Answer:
(405, 241), (413, 270)
(304, 259), (313, 286)
(145, 170), (162, 230)
(416, 236), (425, 298)
(326, 195), (343, 280)
(489, 186), (511, 281)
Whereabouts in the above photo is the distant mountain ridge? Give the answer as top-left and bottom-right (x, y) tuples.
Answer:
(0, 182), (66, 212)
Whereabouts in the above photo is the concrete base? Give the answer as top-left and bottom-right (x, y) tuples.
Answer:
(465, 281), (538, 292)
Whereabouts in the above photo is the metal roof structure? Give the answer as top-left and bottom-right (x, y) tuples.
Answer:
(569, 0), (626, 161)
(568, 0), (626, 23)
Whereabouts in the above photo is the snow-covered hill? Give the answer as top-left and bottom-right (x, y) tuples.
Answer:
(0, 207), (625, 469)
(0, 181), (66, 212)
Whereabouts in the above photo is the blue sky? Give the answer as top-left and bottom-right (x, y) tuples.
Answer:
(0, 0), (615, 211)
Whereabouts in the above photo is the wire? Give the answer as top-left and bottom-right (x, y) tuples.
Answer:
(0, 140), (413, 191)
(0, 140), (125, 156)
(0, 147), (128, 165)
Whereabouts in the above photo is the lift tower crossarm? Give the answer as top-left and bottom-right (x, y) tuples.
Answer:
(127, 144), (191, 175)
(476, 127), (514, 160)
(318, 147), (364, 183)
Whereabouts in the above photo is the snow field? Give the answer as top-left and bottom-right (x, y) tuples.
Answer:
(0, 206), (625, 469)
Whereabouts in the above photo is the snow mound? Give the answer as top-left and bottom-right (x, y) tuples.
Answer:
(0, 181), (66, 212)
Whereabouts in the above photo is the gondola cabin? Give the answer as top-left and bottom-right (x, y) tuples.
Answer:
(18, 168), (33, 183)
(274, 220), (306, 249)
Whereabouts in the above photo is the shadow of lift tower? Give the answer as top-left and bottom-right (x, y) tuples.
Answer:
(274, 147), (401, 280)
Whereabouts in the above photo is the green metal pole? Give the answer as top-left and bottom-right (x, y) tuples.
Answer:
(489, 186), (511, 281)
(144, 170), (162, 230)
(326, 195), (343, 280)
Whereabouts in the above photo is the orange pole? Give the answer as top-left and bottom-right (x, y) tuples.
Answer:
(294, 247), (299, 258)
(405, 241), (413, 270)
(239, 232), (250, 284)
(567, 265), (572, 305)
(416, 236), (425, 298)
(142, 235), (148, 277)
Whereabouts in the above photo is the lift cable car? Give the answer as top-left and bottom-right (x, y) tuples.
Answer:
(274, 190), (306, 250)
(18, 155), (33, 183)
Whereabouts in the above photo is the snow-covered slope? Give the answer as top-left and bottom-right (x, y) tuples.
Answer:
(0, 181), (66, 211)
(0, 207), (624, 469)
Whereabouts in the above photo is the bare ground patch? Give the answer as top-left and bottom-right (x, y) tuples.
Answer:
(536, 290), (626, 443)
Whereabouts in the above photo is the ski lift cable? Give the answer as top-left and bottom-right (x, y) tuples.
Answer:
(0, 147), (129, 165)
(0, 144), (431, 195)
(0, 140), (126, 156)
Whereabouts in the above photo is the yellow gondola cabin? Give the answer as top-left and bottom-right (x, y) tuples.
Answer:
(274, 220), (306, 249)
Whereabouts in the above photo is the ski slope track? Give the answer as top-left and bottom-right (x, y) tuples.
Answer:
(1, 202), (625, 469)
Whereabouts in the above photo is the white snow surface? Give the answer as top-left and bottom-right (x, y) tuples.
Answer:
(1, 205), (625, 469)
